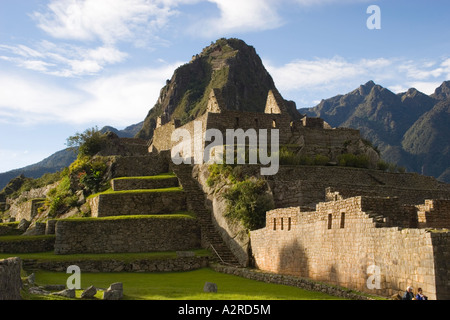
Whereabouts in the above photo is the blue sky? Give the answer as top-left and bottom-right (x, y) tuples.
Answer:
(1, 0), (450, 172)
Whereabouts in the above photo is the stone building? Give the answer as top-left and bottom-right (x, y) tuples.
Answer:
(250, 194), (450, 300)
(149, 88), (379, 169)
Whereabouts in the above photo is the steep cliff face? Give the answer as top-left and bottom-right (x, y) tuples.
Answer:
(136, 38), (301, 140)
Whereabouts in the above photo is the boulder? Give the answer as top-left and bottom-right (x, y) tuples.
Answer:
(18, 219), (30, 232)
(25, 273), (35, 285)
(203, 282), (218, 293)
(81, 285), (97, 299)
(52, 288), (76, 298)
(103, 282), (123, 300)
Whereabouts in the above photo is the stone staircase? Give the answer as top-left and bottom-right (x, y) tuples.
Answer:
(172, 164), (241, 266)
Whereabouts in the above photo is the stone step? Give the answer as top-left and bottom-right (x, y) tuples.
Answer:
(111, 174), (179, 192)
(88, 188), (187, 217)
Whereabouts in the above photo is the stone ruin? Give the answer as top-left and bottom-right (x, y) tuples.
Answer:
(0, 88), (449, 300)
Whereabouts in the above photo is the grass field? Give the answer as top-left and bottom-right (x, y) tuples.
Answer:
(28, 268), (345, 300)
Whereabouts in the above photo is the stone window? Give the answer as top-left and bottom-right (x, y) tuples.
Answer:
(281, 218), (284, 230)
(340, 212), (345, 229)
(327, 214), (332, 230)
(288, 217), (292, 231)
(273, 218), (276, 231)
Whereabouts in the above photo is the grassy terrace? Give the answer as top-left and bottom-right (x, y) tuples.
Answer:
(0, 249), (210, 262)
(112, 173), (177, 180)
(0, 235), (55, 242)
(88, 186), (184, 199)
(57, 212), (196, 222)
(0, 221), (20, 227)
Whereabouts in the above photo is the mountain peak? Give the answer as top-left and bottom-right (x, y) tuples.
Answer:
(431, 80), (450, 100)
(137, 38), (300, 140)
(358, 80), (376, 95)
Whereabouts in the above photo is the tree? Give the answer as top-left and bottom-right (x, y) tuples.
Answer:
(66, 127), (106, 157)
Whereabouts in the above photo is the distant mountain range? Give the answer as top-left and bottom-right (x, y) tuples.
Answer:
(0, 122), (143, 190)
(299, 80), (450, 183)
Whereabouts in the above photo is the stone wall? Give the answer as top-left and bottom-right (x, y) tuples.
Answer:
(266, 166), (450, 208)
(88, 190), (186, 217)
(6, 182), (58, 220)
(151, 110), (292, 155)
(8, 199), (45, 222)
(22, 256), (209, 273)
(431, 232), (450, 300)
(250, 196), (450, 300)
(205, 110), (291, 145)
(0, 257), (22, 300)
(211, 263), (372, 300)
(326, 186), (450, 208)
(54, 216), (201, 254)
(0, 222), (21, 236)
(0, 236), (55, 254)
(109, 153), (171, 178)
(111, 176), (179, 191)
(97, 136), (149, 157)
(416, 200), (450, 229)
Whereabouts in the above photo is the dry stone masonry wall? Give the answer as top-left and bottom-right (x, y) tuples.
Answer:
(88, 190), (186, 218)
(54, 216), (201, 254)
(250, 196), (450, 300)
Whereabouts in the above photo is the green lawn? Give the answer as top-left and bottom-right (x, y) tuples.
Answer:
(30, 268), (345, 300)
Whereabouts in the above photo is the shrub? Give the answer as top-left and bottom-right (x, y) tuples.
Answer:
(314, 155), (330, 166)
(337, 153), (370, 169)
(78, 160), (107, 194)
(45, 175), (75, 217)
(377, 160), (390, 171)
(223, 178), (274, 231)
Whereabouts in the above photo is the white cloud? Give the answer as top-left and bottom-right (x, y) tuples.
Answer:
(192, 0), (283, 36)
(0, 42), (128, 77)
(31, 0), (177, 45)
(264, 56), (392, 92)
(0, 62), (181, 127)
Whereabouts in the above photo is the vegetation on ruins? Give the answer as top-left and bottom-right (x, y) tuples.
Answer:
(207, 164), (274, 231)
(66, 126), (108, 157)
